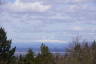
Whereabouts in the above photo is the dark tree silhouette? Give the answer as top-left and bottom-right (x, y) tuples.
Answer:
(24, 48), (35, 64)
(37, 43), (55, 64)
(0, 28), (16, 64)
(40, 43), (50, 56)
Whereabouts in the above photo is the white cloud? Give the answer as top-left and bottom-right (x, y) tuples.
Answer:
(4, 0), (51, 12)
(39, 40), (66, 43)
(1, 0), (96, 43)
(64, 0), (90, 3)
(74, 0), (86, 2)
(49, 13), (71, 20)
(72, 26), (83, 31)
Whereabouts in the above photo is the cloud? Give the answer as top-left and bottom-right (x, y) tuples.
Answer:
(72, 26), (83, 31)
(39, 40), (66, 43)
(2, 0), (51, 12)
(0, 0), (96, 43)
(64, 0), (94, 3)
(49, 13), (71, 20)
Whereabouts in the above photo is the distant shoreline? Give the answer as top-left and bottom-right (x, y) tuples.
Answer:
(14, 51), (66, 56)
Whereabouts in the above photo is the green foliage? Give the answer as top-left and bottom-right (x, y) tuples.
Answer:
(37, 43), (54, 64)
(0, 28), (16, 64)
(40, 43), (50, 56)
(1, 27), (96, 64)
(15, 40), (96, 64)
(17, 43), (55, 64)
(62, 40), (96, 64)
(25, 48), (35, 64)
(18, 54), (25, 64)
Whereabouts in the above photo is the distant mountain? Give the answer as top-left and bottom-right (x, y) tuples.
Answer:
(12, 42), (70, 53)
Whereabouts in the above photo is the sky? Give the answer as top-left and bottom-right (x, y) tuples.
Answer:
(0, 0), (96, 43)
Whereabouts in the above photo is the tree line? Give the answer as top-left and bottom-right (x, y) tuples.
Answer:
(0, 27), (96, 64)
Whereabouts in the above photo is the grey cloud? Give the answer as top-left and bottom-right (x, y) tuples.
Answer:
(0, 0), (96, 43)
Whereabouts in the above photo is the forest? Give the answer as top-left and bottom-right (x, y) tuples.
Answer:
(0, 27), (96, 64)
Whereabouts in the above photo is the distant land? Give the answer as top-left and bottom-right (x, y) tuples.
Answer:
(12, 42), (71, 55)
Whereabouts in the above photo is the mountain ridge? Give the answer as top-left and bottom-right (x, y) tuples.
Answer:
(12, 42), (70, 53)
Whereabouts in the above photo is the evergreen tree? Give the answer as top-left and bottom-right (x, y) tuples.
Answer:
(36, 43), (55, 64)
(82, 43), (91, 64)
(24, 48), (35, 64)
(40, 43), (50, 56)
(0, 28), (16, 64)
(18, 54), (25, 64)
(91, 40), (96, 64)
